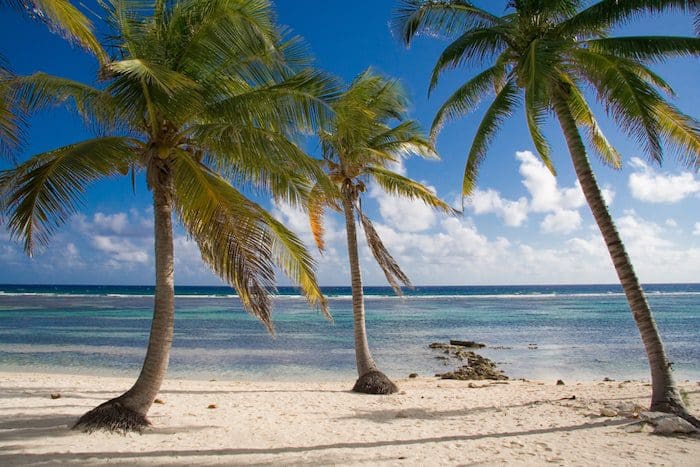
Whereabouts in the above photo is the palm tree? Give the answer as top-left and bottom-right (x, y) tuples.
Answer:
(394, 0), (700, 424)
(309, 70), (453, 394)
(0, 0), (335, 432)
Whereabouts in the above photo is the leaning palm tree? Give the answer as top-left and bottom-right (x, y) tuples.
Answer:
(395, 0), (700, 424)
(309, 70), (453, 394)
(1, 0), (335, 432)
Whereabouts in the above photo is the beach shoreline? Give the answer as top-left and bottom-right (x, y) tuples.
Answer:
(1, 371), (697, 465)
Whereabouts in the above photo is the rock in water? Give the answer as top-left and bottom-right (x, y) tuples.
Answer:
(449, 339), (486, 348)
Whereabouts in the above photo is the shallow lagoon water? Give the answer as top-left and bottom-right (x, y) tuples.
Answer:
(0, 284), (698, 381)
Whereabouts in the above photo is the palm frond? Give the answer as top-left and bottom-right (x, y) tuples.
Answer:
(463, 80), (519, 195)
(0, 59), (25, 160)
(0, 137), (139, 254)
(566, 81), (622, 168)
(188, 124), (322, 206)
(13, 72), (117, 130)
(430, 63), (505, 141)
(586, 36), (700, 63)
(108, 59), (202, 97)
(393, 0), (501, 45)
(560, 0), (698, 37)
(572, 49), (665, 163)
(357, 207), (411, 296)
(652, 101), (700, 167)
(428, 27), (507, 92)
(206, 69), (338, 135)
(171, 153), (329, 330)
(366, 166), (454, 214)
(27, 0), (107, 61)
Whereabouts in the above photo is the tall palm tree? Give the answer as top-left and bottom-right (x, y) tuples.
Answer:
(309, 70), (453, 394)
(1, 0), (335, 432)
(395, 0), (700, 424)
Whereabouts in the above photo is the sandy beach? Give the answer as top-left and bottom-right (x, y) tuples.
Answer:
(1, 372), (697, 465)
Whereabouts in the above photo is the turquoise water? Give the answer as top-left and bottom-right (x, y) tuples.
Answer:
(0, 284), (698, 381)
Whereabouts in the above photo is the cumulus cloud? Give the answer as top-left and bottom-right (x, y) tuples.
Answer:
(628, 157), (700, 203)
(464, 151), (601, 235)
(694, 223), (700, 236)
(467, 189), (528, 227)
(541, 210), (582, 234)
(92, 235), (149, 264)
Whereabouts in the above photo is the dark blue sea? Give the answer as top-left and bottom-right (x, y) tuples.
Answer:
(0, 283), (698, 381)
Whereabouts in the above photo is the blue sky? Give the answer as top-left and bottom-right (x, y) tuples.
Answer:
(0, 0), (698, 286)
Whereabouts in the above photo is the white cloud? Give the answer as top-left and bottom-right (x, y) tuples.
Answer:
(541, 210), (582, 234)
(465, 151), (592, 234)
(467, 189), (528, 227)
(665, 219), (678, 228)
(694, 222), (700, 236)
(368, 160), (438, 233)
(628, 157), (700, 203)
(517, 151), (585, 213)
(92, 235), (148, 264)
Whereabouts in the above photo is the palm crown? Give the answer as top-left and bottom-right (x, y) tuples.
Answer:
(1, 0), (337, 328)
(395, 0), (700, 194)
(311, 70), (453, 293)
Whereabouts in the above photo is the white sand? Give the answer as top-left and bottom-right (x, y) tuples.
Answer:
(0, 372), (698, 465)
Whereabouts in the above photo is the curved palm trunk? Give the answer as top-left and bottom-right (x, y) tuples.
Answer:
(552, 90), (698, 426)
(342, 192), (398, 394)
(74, 172), (176, 432)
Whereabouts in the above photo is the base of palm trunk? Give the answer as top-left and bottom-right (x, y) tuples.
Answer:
(72, 398), (150, 433)
(352, 370), (399, 394)
(651, 400), (700, 428)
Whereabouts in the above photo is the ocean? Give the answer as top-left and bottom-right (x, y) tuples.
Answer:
(0, 283), (698, 382)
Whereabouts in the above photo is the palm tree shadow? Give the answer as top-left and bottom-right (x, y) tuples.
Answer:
(0, 414), (77, 441)
(0, 419), (630, 465)
(339, 399), (568, 423)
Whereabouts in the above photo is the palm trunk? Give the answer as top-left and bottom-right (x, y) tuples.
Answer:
(342, 193), (378, 377)
(342, 190), (398, 395)
(552, 89), (697, 425)
(73, 169), (176, 432)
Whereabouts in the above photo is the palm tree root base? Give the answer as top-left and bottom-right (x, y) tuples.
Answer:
(352, 370), (399, 394)
(72, 399), (150, 434)
(651, 401), (700, 428)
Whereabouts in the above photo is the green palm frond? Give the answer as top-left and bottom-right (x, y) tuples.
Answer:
(430, 63), (506, 141)
(572, 49), (665, 162)
(560, 0), (697, 37)
(0, 59), (25, 160)
(652, 101), (700, 167)
(172, 153), (329, 330)
(566, 81), (622, 168)
(366, 166), (454, 214)
(0, 137), (139, 254)
(393, 0), (501, 45)
(207, 69), (338, 135)
(108, 59), (202, 97)
(15, 0), (108, 61)
(428, 26), (508, 92)
(13, 73), (116, 129)
(586, 36), (700, 62)
(463, 80), (519, 195)
(357, 207), (411, 295)
(190, 124), (322, 206)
